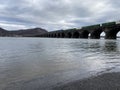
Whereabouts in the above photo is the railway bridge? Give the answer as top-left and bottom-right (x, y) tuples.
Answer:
(37, 22), (120, 39)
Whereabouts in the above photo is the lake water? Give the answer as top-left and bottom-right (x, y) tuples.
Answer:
(0, 37), (120, 90)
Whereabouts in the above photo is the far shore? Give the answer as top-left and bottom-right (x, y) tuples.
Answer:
(53, 72), (120, 90)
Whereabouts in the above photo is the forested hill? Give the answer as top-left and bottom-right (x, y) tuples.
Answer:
(0, 27), (48, 37)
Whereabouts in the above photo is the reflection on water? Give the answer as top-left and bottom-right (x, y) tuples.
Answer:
(0, 38), (120, 90)
(103, 41), (118, 52)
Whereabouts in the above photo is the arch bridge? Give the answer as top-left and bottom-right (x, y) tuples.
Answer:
(36, 22), (120, 39)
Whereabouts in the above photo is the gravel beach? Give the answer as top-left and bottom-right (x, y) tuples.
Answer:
(53, 72), (120, 90)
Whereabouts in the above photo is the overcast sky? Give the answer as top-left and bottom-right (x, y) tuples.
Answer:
(0, 0), (120, 31)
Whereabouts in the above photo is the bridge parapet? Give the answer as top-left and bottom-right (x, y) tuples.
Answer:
(82, 24), (101, 30)
(102, 22), (116, 28)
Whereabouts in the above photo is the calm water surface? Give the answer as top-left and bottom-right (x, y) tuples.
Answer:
(0, 37), (120, 90)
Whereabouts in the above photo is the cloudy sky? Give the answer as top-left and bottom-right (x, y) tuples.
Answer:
(0, 0), (120, 31)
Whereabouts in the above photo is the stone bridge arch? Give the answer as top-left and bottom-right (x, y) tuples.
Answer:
(57, 33), (61, 38)
(72, 31), (80, 38)
(102, 22), (119, 39)
(52, 33), (57, 37)
(90, 29), (102, 39)
(81, 24), (102, 39)
(60, 32), (65, 38)
(65, 32), (72, 38)
(104, 28), (119, 39)
(80, 30), (89, 38)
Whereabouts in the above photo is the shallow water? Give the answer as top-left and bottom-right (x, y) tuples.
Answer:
(0, 37), (120, 90)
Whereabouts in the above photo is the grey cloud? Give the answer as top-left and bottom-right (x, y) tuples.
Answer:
(0, 0), (120, 31)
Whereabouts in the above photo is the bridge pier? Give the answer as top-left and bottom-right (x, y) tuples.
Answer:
(102, 22), (119, 39)
(65, 32), (72, 38)
(72, 31), (80, 38)
(60, 32), (65, 38)
(104, 27), (119, 39)
(90, 29), (102, 39)
(105, 31), (118, 39)
(53, 33), (56, 38)
(50, 34), (53, 37)
(80, 30), (89, 38)
(57, 33), (60, 38)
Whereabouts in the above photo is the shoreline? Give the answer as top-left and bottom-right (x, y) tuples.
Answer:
(53, 72), (120, 90)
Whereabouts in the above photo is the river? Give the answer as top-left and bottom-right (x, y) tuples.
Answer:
(0, 37), (120, 90)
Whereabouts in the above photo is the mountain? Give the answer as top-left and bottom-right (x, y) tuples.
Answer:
(0, 27), (48, 37)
